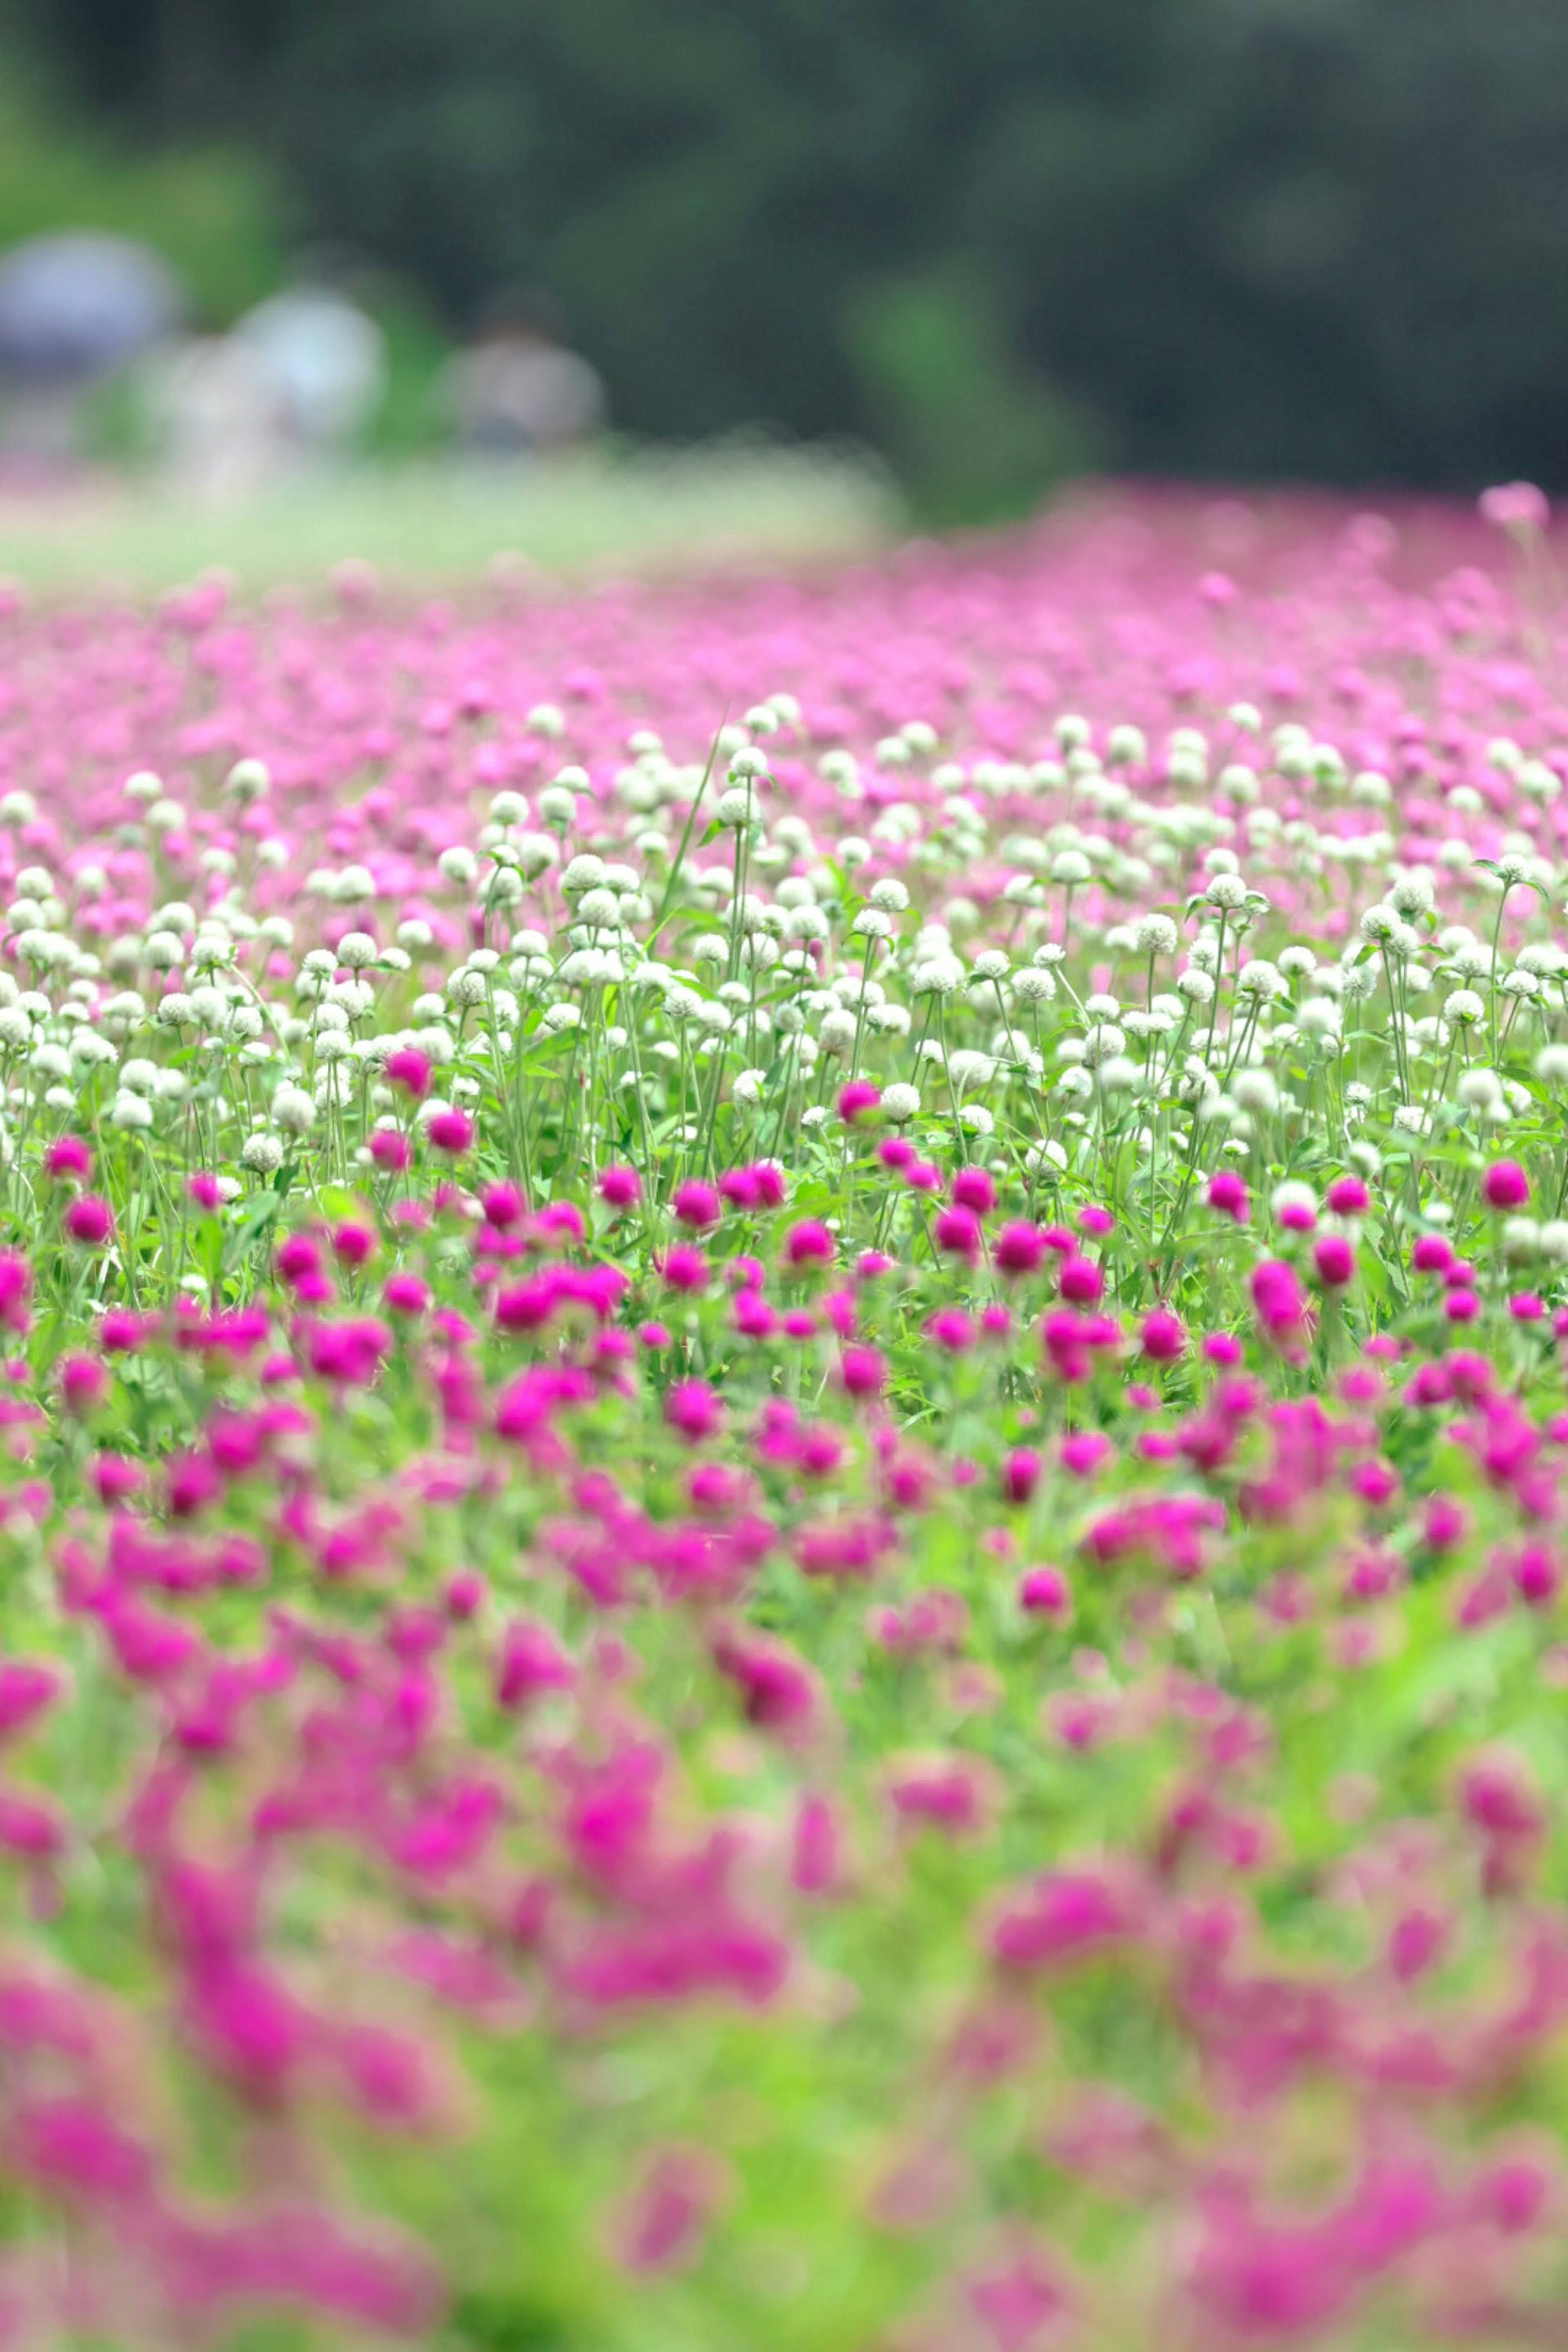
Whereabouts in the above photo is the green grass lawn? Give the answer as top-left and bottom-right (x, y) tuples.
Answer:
(0, 441), (900, 597)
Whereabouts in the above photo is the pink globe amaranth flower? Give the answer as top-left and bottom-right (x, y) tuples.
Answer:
(1445, 1288), (1482, 1323)
(637, 1321), (671, 1350)
(782, 1310), (816, 1341)
(1019, 1566), (1071, 1620)
(332, 1219), (377, 1268)
(1140, 1308), (1186, 1362)
(532, 1199), (586, 1249)
(1510, 1542), (1560, 1606)
(1250, 1257), (1312, 1354)
(496, 1618), (576, 1709)
(837, 1080), (880, 1125)
(187, 1171), (222, 1211)
(1061, 1430), (1110, 1478)
(719, 1165), (761, 1211)
(382, 1271), (429, 1316)
(1511, 1291), (1547, 1322)
(783, 1218), (835, 1268)
(1324, 1175), (1369, 1216)
(425, 1108), (474, 1156)
(840, 1344), (886, 1400)
(369, 1127), (411, 1172)
(657, 1243), (708, 1293)
(57, 1353), (108, 1417)
(1423, 1495), (1468, 1550)
(1410, 1232), (1452, 1275)
(993, 1221), (1045, 1277)
(599, 1163), (642, 1211)
(98, 1307), (143, 1353)
(666, 1380), (722, 1443)
(1275, 1194), (1317, 1233)
(42, 1136), (91, 1183)
(1002, 1448), (1041, 1503)
(275, 1232), (322, 1286)
(1058, 1255), (1103, 1306)
(671, 1178), (722, 1231)
(733, 1287), (776, 1339)
(479, 1181), (525, 1230)
(951, 1166), (996, 1216)
(927, 1308), (974, 1352)
(933, 1204), (983, 1260)
(1206, 1170), (1250, 1223)
(384, 1046), (431, 1100)
(1077, 1204), (1115, 1238)
(93, 1452), (142, 1504)
(0, 1254), (31, 1336)
(445, 1568), (487, 1619)
(62, 1194), (112, 1248)
(1483, 1158), (1530, 1211)
(856, 1249), (894, 1281)
(1312, 1232), (1356, 1288)
(878, 1134), (915, 1171)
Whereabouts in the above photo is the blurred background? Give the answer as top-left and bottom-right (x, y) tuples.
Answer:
(0, 0), (1564, 584)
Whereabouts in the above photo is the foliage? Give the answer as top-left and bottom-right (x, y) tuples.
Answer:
(18, 1), (1568, 512)
(0, 71), (284, 326)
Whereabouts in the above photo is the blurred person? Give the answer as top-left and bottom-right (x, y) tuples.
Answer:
(139, 328), (289, 502)
(441, 289), (606, 462)
(229, 251), (387, 461)
(0, 232), (183, 478)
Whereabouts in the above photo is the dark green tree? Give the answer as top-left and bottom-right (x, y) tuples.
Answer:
(12, 0), (1568, 508)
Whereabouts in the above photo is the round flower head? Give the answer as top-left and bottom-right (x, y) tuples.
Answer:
(672, 1180), (722, 1231)
(1271, 1181), (1318, 1232)
(1207, 1170), (1250, 1223)
(1483, 1159), (1530, 1211)
(62, 1195), (113, 1248)
(951, 1166), (996, 1216)
(1140, 1308), (1186, 1362)
(425, 1109), (474, 1157)
(43, 1136), (92, 1183)
(840, 1345), (886, 1399)
(599, 1164), (642, 1211)
(1312, 1233), (1356, 1288)
(837, 1080), (880, 1125)
(385, 1047), (432, 1100)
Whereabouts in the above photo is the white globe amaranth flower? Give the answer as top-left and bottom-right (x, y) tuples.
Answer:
(239, 1131), (285, 1174)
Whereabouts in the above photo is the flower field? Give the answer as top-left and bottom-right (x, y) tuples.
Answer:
(3, 490), (1568, 2348)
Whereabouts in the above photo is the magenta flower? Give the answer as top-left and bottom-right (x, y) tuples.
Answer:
(1482, 1158), (1530, 1211)
(1207, 1169), (1250, 1222)
(62, 1194), (113, 1248)
(425, 1108), (474, 1156)
(599, 1163), (642, 1210)
(837, 1080), (880, 1124)
(1312, 1232), (1356, 1287)
(671, 1179), (722, 1230)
